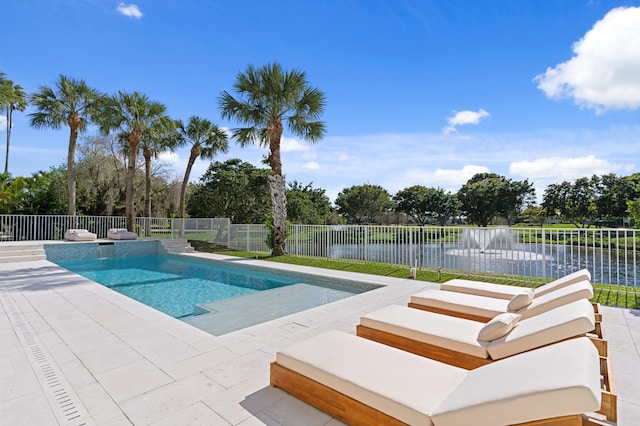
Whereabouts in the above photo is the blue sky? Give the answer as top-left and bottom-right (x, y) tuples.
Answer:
(2, 0), (640, 203)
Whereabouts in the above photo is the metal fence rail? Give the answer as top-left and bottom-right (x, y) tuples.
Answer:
(0, 215), (230, 242)
(1, 215), (638, 289)
(228, 224), (639, 288)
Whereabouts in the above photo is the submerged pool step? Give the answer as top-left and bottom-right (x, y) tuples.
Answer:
(183, 283), (355, 336)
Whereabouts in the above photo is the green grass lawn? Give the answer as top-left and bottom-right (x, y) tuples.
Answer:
(189, 240), (639, 309)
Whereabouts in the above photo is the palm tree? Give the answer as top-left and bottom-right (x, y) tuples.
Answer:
(175, 116), (229, 219)
(218, 63), (326, 256)
(29, 75), (102, 215)
(98, 91), (170, 232)
(1, 79), (27, 174)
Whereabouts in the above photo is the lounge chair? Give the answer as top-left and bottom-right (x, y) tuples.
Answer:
(409, 280), (594, 322)
(441, 269), (590, 300)
(271, 332), (606, 425)
(107, 228), (137, 240)
(355, 299), (616, 421)
(64, 228), (97, 241)
(357, 299), (606, 367)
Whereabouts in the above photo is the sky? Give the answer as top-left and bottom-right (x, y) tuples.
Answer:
(2, 0), (640, 204)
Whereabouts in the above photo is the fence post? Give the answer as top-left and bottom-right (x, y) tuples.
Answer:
(541, 228), (546, 284)
(326, 226), (330, 260)
(364, 226), (368, 263)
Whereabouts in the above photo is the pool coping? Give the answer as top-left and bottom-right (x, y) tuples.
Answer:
(1, 248), (640, 425)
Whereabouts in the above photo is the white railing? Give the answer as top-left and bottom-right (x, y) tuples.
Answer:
(2, 215), (637, 289)
(229, 224), (639, 288)
(0, 215), (230, 242)
(0, 215), (127, 240)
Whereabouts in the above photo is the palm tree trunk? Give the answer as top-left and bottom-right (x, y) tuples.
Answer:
(126, 130), (141, 232)
(67, 128), (78, 216)
(268, 121), (287, 256)
(143, 145), (152, 219)
(4, 106), (10, 174)
(67, 114), (81, 216)
(179, 146), (199, 218)
(178, 148), (199, 238)
(268, 174), (287, 256)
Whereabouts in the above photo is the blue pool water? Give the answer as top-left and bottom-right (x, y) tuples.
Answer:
(57, 255), (341, 318)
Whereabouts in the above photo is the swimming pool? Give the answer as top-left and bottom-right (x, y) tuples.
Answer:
(56, 254), (377, 334)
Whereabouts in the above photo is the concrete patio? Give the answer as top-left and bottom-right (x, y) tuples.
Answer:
(1, 253), (639, 425)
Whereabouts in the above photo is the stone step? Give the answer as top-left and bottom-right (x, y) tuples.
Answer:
(158, 239), (194, 254)
(0, 244), (43, 252)
(0, 249), (46, 257)
(0, 254), (47, 263)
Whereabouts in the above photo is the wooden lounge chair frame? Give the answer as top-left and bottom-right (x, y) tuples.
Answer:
(270, 362), (612, 426)
(356, 324), (616, 422)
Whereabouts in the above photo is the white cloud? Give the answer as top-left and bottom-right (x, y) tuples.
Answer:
(509, 155), (622, 181)
(405, 164), (491, 192)
(117, 3), (143, 18)
(280, 136), (310, 152)
(443, 109), (490, 135)
(303, 161), (320, 170)
(0, 116), (6, 131)
(535, 7), (640, 111)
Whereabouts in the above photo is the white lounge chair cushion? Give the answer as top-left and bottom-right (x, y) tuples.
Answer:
(507, 289), (534, 311)
(487, 298), (596, 360)
(276, 330), (466, 425)
(360, 305), (489, 358)
(431, 337), (601, 426)
(516, 281), (594, 320)
(64, 229), (97, 241)
(440, 269), (591, 300)
(441, 279), (526, 300)
(411, 281), (594, 321)
(411, 289), (508, 319)
(107, 228), (137, 240)
(533, 269), (591, 297)
(477, 313), (521, 342)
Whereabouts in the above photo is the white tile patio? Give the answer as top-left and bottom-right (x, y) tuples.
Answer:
(0, 251), (638, 425)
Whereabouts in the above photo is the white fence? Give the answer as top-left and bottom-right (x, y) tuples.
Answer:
(0, 215), (230, 241)
(225, 224), (639, 288)
(2, 215), (638, 288)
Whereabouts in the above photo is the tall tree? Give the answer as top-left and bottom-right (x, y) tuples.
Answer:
(175, 116), (229, 218)
(542, 178), (597, 228)
(219, 63), (326, 256)
(1, 79), (27, 174)
(29, 75), (102, 215)
(286, 181), (331, 224)
(186, 158), (270, 223)
(457, 173), (535, 227)
(394, 185), (460, 226)
(335, 184), (394, 224)
(98, 91), (171, 231)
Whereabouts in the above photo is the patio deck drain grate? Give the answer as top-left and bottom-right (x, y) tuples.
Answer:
(0, 288), (93, 425)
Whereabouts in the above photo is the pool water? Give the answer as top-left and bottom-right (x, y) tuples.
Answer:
(57, 255), (339, 318)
